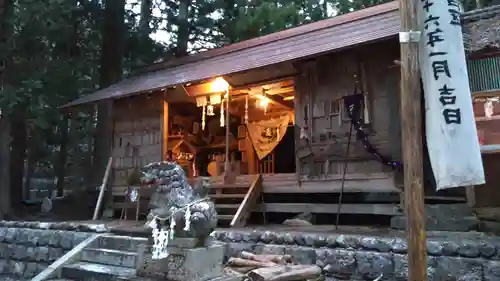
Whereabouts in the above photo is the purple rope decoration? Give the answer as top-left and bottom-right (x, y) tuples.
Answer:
(343, 94), (403, 170)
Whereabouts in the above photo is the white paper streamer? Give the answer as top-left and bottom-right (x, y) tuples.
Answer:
(183, 207), (191, 231)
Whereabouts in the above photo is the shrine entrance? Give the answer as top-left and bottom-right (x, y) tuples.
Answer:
(172, 77), (296, 179)
(273, 126), (296, 174)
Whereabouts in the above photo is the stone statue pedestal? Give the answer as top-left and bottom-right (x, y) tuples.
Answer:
(137, 237), (225, 281)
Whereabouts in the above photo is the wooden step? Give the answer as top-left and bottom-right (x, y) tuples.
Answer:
(211, 184), (250, 189)
(216, 204), (240, 209)
(210, 194), (247, 199)
(218, 215), (234, 221)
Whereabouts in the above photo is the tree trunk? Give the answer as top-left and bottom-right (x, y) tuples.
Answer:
(176, 0), (190, 57)
(23, 150), (34, 199)
(139, 0), (152, 41)
(0, 0), (14, 218)
(0, 116), (11, 218)
(54, 1), (79, 197)
(10, 111), (27, 208)
(55, 114), (69, 197)
(92, 0), (125, 188)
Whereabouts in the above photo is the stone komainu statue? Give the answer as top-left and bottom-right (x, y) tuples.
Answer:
(141, 161), (217, 241)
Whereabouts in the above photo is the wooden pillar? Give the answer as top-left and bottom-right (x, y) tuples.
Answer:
(465, 185), (476, 208)
(246, 133), (256, 175)
(162, 100), (169, 160)
(398, 0), (427, 280)
(224, 89), (232, 183)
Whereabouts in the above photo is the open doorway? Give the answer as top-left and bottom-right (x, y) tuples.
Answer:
(273, 125), (296, 173)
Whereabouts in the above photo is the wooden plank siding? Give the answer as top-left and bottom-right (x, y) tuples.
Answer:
(111, 95), (163, 196)
(294, 40), (401, 188)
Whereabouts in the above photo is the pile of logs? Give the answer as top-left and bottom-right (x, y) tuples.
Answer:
(226, 251), (322, 281)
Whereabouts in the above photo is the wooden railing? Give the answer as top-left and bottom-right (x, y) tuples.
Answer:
(230, 174), (262, 227)
(258, 153), (275, 174)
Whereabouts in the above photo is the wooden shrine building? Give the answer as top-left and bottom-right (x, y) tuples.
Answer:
(462, 5), (500, 212)
(64, 1), (496, 227)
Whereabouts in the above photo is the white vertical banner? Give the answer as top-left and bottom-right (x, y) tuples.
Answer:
(417, 0), (485, 190)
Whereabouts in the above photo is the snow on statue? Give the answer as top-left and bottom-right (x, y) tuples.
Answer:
(141, 162), (218, 259)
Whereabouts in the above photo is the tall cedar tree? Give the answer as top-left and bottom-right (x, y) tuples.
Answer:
(92, 0), (125, 191)
(0, 0), (13, 218)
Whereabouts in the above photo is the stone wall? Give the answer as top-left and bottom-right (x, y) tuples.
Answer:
(214, 229), (500, 281)
(0, 221), (107, 281)
(2, 220), (500, 281)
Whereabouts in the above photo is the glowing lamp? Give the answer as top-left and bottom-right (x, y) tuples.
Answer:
(210, 77), (229, 93)
(259, 98), (269, 108)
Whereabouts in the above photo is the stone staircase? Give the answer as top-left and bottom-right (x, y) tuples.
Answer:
(209, 174), (262, 227)
(44, 234), (148, 281)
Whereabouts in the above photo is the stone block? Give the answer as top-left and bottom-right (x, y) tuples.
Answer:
(321, 249), (357, 278)
(138, 244), (225, 281)
(254, 244), (286, 255)
(355, 252), (393, 280)
(23, 262), (39, 279)
(48, 230), (62, 247)
(224, 242), (254, 259)
(393, 254), (436, 281)
(335, 235), (361, 250)
(391, 215), (480, 232)
(484, 261), (500, 281)
(285, 246), (316, 265)
(35, 246), (49, 262)
(4, 228), (18, 243)
(168, 237), (212, 248)
(60, 231), (74, 250)
(48, 247), (63, 262)
(0, 243), (12, 259)
(96, 235), (148, 253)
(61, 262), (136, 281)
(81, 248), (138, 268)
(12, 245), (27, 260)
(0, 259), (8, 275)
(433, 256), (483, 281)
(360, 237), (392, 252)
(9, 261), (26, 277)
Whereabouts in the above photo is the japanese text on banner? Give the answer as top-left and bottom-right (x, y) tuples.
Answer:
(418, 0), (485, 190)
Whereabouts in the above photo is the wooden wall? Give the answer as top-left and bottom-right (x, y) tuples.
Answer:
(294, 40), (402, 181)
(111, 95), (164, 195)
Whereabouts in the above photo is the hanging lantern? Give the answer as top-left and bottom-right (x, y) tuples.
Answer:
(196, 96), (207, 107)
(244, 95), (249, 124)
(210, 94), (221, 105)
(259, 98), (269, 114)
(207, 104), (215, 116)
(485, 100), (494, 118)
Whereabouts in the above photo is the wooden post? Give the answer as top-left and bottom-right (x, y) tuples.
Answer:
(162, 100), (169, 160)
(93, 157), (113, 220)
(398, 0), (427, 280)
(224, 89), (232, 183)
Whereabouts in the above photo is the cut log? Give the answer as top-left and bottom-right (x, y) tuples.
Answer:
(227, 266), (257, 274)
(248, 265), (322, 281)
(240, 251), (292, 264)
(227, 257), (277, 268)
(224, 267), (246, 277)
